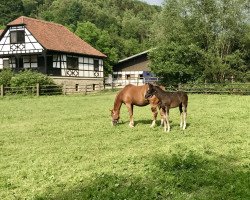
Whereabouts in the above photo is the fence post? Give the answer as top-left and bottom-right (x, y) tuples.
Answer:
(63, 84), (66, 95)
(36, 83), (40, 96)
(1, 85), (4, 97)
(178, 83), (181, 91)
(111, 79), (114, 90)
(205, 80), (207, 94)
(85, 85), (87, 95)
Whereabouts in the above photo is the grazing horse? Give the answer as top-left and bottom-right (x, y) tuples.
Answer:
(110, 84), (163, 127)
(145, 83), (188, 132)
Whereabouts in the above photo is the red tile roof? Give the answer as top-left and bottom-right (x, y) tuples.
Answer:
(7, 16), (106, 58)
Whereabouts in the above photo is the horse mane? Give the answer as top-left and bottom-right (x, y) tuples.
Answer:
(113, 90), (123, 111)
(149, 84), (168, 100)
(154, 85), (164, 91)
(154, 85), (166, 94)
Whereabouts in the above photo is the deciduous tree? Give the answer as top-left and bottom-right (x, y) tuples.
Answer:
(150, 0), (250, 83)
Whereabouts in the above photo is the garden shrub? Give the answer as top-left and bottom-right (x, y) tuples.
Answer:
(10, 70), (55, 87)
(8, 70), (61, 95)
(0, 68), (14, 86)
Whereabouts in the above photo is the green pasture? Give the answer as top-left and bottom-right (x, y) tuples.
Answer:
(0, 92), (249, 200)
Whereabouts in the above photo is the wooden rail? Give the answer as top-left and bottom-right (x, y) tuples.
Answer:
(0, 83), (105, 96)
(1, 83), (249, 97)
(170, 83), (250, 95)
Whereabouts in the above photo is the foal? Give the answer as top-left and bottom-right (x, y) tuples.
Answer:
(145, 83), (188, 132)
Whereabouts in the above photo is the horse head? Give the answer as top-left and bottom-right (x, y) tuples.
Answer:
(110, 109), (120, 126)
(145, 83), (156, 99)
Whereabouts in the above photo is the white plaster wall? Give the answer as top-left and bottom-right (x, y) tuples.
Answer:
(0, 27), (44, 55)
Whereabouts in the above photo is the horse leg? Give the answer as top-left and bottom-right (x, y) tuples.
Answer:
(162, 107), (167, 132)
(179, 104), (183, 128)
(165, 107), (170, 132)
(150, 105), (158, 127)
(159, 107), (164, 126)
(126, 103), (134, 127)
(183, 105), (187, 130)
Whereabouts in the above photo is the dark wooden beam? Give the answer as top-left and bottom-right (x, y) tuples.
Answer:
(43, 50), (47, 74)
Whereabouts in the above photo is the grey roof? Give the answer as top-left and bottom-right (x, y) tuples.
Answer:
(118, 50), (150, 63)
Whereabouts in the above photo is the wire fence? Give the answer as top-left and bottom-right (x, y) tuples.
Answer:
(177, 83), (250, 95)
(1, 82), (249, 97)
(0, 83), (105, 97)
(104, 77), (158, 89)
(104, 80), (250, 95)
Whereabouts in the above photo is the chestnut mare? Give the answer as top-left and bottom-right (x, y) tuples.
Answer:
(110, 84), (163, 127)
(145, 83), (188, 132)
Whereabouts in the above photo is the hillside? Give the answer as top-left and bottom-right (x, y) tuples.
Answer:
(0, 0), (161, 74)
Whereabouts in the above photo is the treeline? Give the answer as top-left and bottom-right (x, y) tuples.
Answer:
(0, 0), (160, 75)
(150, 0), (250, 83)
(0, 0), (249, 83)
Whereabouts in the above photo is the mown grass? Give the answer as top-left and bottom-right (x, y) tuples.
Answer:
(0, 92), (249, 200)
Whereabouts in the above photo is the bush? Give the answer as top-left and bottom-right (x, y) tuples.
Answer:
(10, 70), (55, 87)
(179, 83), (250, 95)
(0, 68), (14, 86)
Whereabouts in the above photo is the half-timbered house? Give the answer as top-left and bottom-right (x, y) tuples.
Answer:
(112, 50), (157, 86)
(0, 16), (106, 89)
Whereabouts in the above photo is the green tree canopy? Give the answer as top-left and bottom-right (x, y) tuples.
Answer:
(75, 22), (118, 75)
(37, 0), (160, 59)
(0, 0), (24, 25)
(0, 0), (161, 75)
(150, 0), (250, 83)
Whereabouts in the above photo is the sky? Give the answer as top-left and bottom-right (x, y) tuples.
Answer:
(141, 0), (164, 6)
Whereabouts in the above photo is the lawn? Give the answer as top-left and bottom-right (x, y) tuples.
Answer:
(0, 92), (249, 200)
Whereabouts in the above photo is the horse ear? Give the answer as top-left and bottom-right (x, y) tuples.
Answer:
(159, 85), (165, 90)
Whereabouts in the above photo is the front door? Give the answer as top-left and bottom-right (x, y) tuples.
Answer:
(18, 57), (23, 69)
(37, 55), (45, 73)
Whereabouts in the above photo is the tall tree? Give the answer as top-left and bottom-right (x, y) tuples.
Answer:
(22, 0), (45, 17)
(0, 0), (24, 25)
(37, 0), (160, 60)
(75, 22), (118, 75)
(150, 0), (250, 83)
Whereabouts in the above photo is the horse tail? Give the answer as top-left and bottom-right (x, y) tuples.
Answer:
(179, 92), (188, 113)
(183, 93), (188, 113)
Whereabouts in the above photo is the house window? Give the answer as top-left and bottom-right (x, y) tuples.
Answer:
(23, 55), (37, 68)
(126, 74), (131, 80)
(10, 31), (25, 44)
(94, 59), (99, 71)
(67, 56), (78, 69)
(3, 59), (10, 68)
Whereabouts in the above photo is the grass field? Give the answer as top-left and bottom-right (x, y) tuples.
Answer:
(0, 92), (249, 200)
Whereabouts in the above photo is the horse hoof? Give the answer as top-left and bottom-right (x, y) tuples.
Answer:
(164, 128), (170, 132)
(129, 124), (134, 128)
